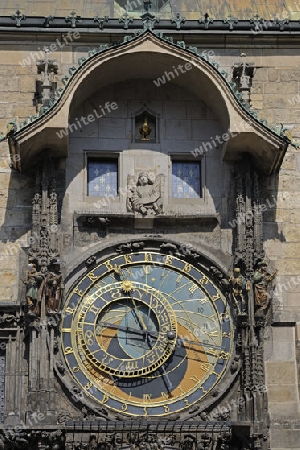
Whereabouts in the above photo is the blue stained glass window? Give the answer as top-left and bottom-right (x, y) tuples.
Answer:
(172, 161), (201, 198)
(88, 159), (118, 197)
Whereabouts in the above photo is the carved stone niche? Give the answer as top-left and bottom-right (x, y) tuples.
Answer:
(132, 105), (159, 143)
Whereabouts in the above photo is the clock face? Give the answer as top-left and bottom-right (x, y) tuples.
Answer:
(61, 251), (233, 417)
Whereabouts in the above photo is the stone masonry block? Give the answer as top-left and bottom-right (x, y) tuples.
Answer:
(20, 76), (36, 93)
(268, 68), (278, 81)
(254, 67), (268, 81)
(264, 81), (298, 97)
(266, 361), (297, 384)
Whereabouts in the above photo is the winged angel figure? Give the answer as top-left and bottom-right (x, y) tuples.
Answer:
(127, 172), (165, 216)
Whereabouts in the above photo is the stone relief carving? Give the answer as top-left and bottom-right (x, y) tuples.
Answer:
(0, 314), (20, 326)
(253, 261), (277, 312)
(24, 158), (63, 319)
(28, 158), (60, 271)
(229, 267), (249, 314)
(22, 263), (44, 316)
(22, 262), (63, 317)
(43, 262), (64, 315)
(232, 160), (274, 450)
(127, 172), (164, 216)
(68, 431), (231, 450)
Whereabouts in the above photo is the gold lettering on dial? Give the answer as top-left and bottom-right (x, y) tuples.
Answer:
(189, 284), (197, 294)
(101, 394), (109, 404)
(161, 392), (169, 400)
(219, 351), (229, 360)
(105, 260), (114, 271)
(86, 272), (98, 282)
(111, 288), (122, 299)
(190, 375), (200, 383)
(144, 253), (153, 262)
(176, 274), (182, 284)
(208, 331), (218, 338)
(64, 347), (73, 355)
(183, 263), (192, 273)
(73, 287), (83, 297)
(84, 330), (94, 346)
(124, 360), (138, 371)
(143, 394), (152, 402)
(199, 275), (209, 286)
(200, 362), (211, 372)
(143, 265), (151, 275)
(124, 254), (132, 264)
(164, 255), (173, 266)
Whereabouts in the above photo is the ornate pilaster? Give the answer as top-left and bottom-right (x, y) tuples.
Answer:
(232, 156), (275, 449)
(23, 157), (62, 424)
(28, 157), (59, 270)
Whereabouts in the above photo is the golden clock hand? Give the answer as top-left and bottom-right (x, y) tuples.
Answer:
(131, 298), (148, 331)
(178, 336), (224, 350)
(99, 321), (149, 337)
(99, 322), (162, 339)
(143, 326), (173, 392)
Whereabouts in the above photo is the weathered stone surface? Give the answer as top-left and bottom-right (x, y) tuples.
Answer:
(20, 75), (36, 92)
(279, 69), (300, 81)
(268, 385), (298, 403)
(265, 82), (298, 95)
(254, 67), (268, 81)
(251, 81), (264, 93)
(268, 68), (278, 81)
(281, 153), (297, 170)
(266, 361), (297, 384)
(264, 94), (293, 108)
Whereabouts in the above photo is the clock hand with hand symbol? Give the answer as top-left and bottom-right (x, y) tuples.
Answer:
(61, 251), (233, 417)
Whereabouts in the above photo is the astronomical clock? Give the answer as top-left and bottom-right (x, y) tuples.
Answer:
(59, 246), (234, 419)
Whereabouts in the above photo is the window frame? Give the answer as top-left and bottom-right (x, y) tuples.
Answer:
(85, 152), (120, 199)
(169, 154), (206, 205)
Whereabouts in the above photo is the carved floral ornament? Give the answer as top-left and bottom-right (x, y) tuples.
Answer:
(2, 31), (288, 173)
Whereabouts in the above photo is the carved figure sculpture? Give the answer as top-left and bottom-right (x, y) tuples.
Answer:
(229, 267), (248, 314)
(253, 261), (277, 310)
(44, 263), (63, 314)
(180, 435), (196, 450)
(127, 172), (164, 216)
(197, 434), (212, 450)
(22, 264), (44, 316)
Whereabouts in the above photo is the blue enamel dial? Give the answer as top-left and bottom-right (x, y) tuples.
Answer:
(61, 251), (233, 417)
